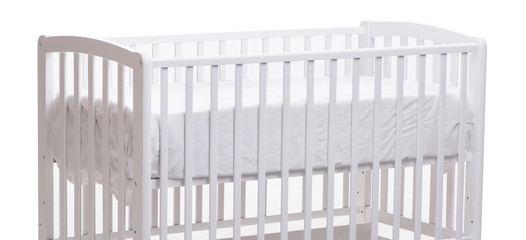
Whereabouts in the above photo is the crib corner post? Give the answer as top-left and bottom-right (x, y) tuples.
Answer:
(38, 35), (54, 240)
(464, 37), (487, 240)
(131, 52), (152, 240)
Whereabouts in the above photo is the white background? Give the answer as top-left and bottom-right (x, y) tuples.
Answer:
(0, 0), (524, 239)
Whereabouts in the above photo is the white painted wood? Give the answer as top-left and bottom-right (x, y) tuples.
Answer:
(73, 53), (82, 240)
(455, 52), (468, 239)
(241, 39), (248, 79)
(219, 40), (226, 81)
(160, 67), (169, 240)
(118, 64), (126, 240)
(87, 55), (96, 239)
(257, 63), (268, 240)
(433, 42), (441, 83)
(304, 36), (311, 77)
(435, 53), (448, 240)
(109, 27), (362, 45)
(233, 64), (243, 240)
(349, 58), (361, 240)
(326, 59), (337, 240)
(413, 54), (426, 240)
(175, 42), (182, 83)
(345, 34), (352, 76)
(392, 56), (405, 240)
(364, 22), (476, 44)
(280, 62), (291, 240)
(383, 37), (392, 77)
(185, 66), (194, 240)
(153, 44), (479, 68)
(449, 53), (459, 87)
(59, 52), (68, 240)
(370, 57), (382, 240)
(102, 59), (111, 240)
(209, 65), (219, 240)
(152, 44), (160, 85)
(325, 35), (332, 76)
(197, 41), (204, 82)
(304, 60), (315, 240)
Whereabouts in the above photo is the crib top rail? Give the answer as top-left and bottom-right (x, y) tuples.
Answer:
(152, 42), (480, 68)
(106, 27), (363, 45)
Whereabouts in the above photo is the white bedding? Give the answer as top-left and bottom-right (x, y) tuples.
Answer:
(48, 76), (472, 192)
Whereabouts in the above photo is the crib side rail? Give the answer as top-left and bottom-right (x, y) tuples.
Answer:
(151, 39), (485, 240)
(38, 35), (152, 240)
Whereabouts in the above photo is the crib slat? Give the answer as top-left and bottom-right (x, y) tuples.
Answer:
(175, 42), (182, 83)
(185, 66), (194, 240)
(86, 55), (96, 238)
(400, 37), (408, 79)
(304, 37), (311, 77)
(325, 35), (332, 76)
(345, 34), (352, 76)
(326, 59), (337, 240)
(304, 60), (315, 240)
(219, 40), (226, 81)
(242, 39), (248, 79)
(455, 52), (468, 239)
(257, 63), (268, 240)
(433, 42), (440, 83)
(73, 53), (82, 240)
(380, 169), (388, 212)
(152, 44), (159, 85)
(233, 64), (243, 240)
(209, 65), (219, 240)
(413, 54), (426, 240)
(435, 53), (448, 240)
(174, 187), (181, 225)
(118, 64), (126, 240)
(392, 56), (405, 240)
(449, 53), (459, 87)
(349, 58), (360, 240)
(102, 59), (111, 240)
(59, 52), (67, 240)
(280, 61), (291, 240)
(197, 41), (204, 82)
(370, 57), (382, 240)
(383, 37), (392, 77)
(160, 67), (169, 240)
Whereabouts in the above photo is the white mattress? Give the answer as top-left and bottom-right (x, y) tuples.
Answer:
(48, 76), (472, 192)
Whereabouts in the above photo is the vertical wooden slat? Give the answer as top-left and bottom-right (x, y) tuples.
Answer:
(400, 37), (408, 79)
(281, 61), (291, 240)
(59, 52), (67, 240)
(209, 65), (219, 240)
(117, 64), (126, 240)
(380, 169), (388, 212)
(455, 52), (468, 239)
(433, 42), (441, 83)
(325, 35), (332, 76)
(370, 57), (382, 240)
(185, 66), (194, 240)
(257, 63), (268, 240)
(435, 53), (448, 240)
(326, 59), (337, 240)
(304, 37), (311, 77)
(345, 34), (353, 76)
(102, 59), (111, 240)
(73, 53), (81, 240)
(87, 55), (96, 238)
(174, 42), (182, 83)
(304, 60), (314, 240)
(174, 187), (181, 225)
(152, 44), (160, 85)
(233, 64), (243, 240)
(430, 165), (437, 224)
(449, 53), (459, 87)
(160, 67), (169, 240)
(241, 39), (249, 80)
(392, 56), (405, 240)
(413, 54), (426, 240)
(197, 41), (204, 82)
(383, 37), (392, 77)
(349, 58), (360, 240)
(219, 40), (226, 81)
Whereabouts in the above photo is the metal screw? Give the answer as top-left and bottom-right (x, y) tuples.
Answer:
(134, 181), (138, 187)
(139, 60), (142, 66)
(38, 41), (42, 47)
(471, 220), (474, 224)
(42, 201), (45, 205)
(466, 196), (470, 200)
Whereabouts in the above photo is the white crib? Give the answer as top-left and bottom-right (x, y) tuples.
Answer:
(38, 21), (486, 240)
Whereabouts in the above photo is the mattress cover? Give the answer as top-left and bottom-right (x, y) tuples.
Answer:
(48, 76), (472, 199)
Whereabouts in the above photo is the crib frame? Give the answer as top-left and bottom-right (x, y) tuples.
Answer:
(38, 22), (486, 240)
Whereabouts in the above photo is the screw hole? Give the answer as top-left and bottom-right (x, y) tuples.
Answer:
(39, 41), (42, 47)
